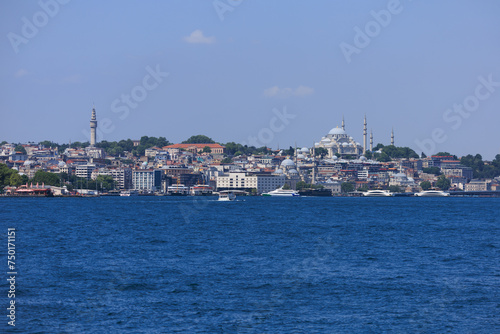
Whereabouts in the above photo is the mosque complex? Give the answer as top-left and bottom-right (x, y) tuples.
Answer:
(314, 116), (394, 159)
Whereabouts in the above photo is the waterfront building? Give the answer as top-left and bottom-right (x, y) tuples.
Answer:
(465, 179), (491, 192)
(216, 172), (285, 194)
(92, 167), (132, 189)
(75, 164), (97, 180)
(132, 169), (162, 192)
(442, 165), (474, 182)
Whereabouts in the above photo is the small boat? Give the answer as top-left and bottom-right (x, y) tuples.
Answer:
(262, 187), (300, 197)
(120, 190), (139, 196)
(414, 190), (450, 197)
(218, 191), (236, 201)
(363, 190), (394, 197)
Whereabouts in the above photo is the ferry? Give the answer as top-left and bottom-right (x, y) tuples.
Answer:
(191, 185), (213, 196)
(363, 190), (394, 197)
(414, 190), (450, 197)
(167, 184), (190, 196)
(120, 190), (139, 197)
(262, 188), (300, 197)
(218, 190), (236, 201)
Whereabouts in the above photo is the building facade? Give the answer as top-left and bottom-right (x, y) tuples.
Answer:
(132, 169), (162, 191)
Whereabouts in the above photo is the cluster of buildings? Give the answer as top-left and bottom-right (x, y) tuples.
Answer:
(1, 107), (499, 195)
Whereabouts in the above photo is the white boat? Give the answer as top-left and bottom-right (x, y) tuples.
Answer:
(191, 185), (213, 196)
(363, 190), (394, 197)
(167, 184), (190, 196)
(414, 190), (450, 197)
(262, 188), (300, 197)
(120, 190), (139, 196)
(218, 191), (236, 201)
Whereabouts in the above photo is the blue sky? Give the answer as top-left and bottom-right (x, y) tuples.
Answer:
(1, 0), (499, 158)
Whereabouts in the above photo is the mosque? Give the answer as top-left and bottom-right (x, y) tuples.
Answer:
(314, 116), (394, 159)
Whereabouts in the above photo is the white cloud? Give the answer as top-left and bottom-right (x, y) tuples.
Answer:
(263, 85), (314, 98)
(15, 69), (28, 77)
(184, 30), (215, 44)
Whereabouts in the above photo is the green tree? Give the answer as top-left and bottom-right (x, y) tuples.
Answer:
(202, 146), (212, 153)
(15, 145), (27, 154)
(93, 175), (116, 191)
(420, 181), (432, 191)
(377, 152), (391, 162)
(373, 143), (385, 151)
(364, 151), (373, 160)
(221, 157), (233, 164)
(31, 170), (61, 186)
(0, 164), (15, 189)
(341, 182), (354, 193)
(315, 147), (328, 158)
(423, 167), (441, 175)
(436, 175), (451, 190)
(9, 173), (26, 186)
(421, 152), (427, 158)
(357, 185), (369, 192)
(388, 185), (401, 193)
(182, 135), (215, 144)
(282, 183), (291, 190)
(296, 181), (308, 190)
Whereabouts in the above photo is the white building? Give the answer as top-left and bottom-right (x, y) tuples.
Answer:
(216, 172), (285, 194)
(132, 169), (162, 191)
(92, 167), (132, 189)
(75, 164), (96, 180)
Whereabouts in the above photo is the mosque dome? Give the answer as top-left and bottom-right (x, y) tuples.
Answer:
(300, 147), (309, 153)
(281, 158), (295, 167)
(321, 138), (331, 142)
(328, 127), (346, 135)
(58, 161), (66, 167)
(349, 136), (354, 141)
(332, 156), (338, 160)
(342, 142), (348, 147)
(274, 169), (284, 174)
(297, 154), (305, 159)
(289, 169), (299, 174)
(360, 156), (367, 161)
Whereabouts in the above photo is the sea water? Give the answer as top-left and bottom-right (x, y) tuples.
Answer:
(0, 196), (499, 333)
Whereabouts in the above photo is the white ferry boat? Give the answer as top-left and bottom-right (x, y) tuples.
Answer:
(191, 185), (213, 196)
(414, 190), (450, 197)
(363, 190), (394, 197)
(167, 184), (190, 196)
(218, 191), (236, 201)
(262, 188), (300, 197)
(120, 190), (139, 197)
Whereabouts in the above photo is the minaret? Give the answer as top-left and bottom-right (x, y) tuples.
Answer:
(342, 115), (345, 131)
(391, 128), (394, 146)
(363, 115), (367, 155)
(370, 130), (373, 151)
(311, 144), (316, 185)
(90, 106), (97, 147)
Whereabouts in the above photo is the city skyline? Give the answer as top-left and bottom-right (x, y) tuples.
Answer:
(1, 1), (500, 159)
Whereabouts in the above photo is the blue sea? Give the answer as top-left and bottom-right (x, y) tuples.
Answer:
(1, 196), (499, 333)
